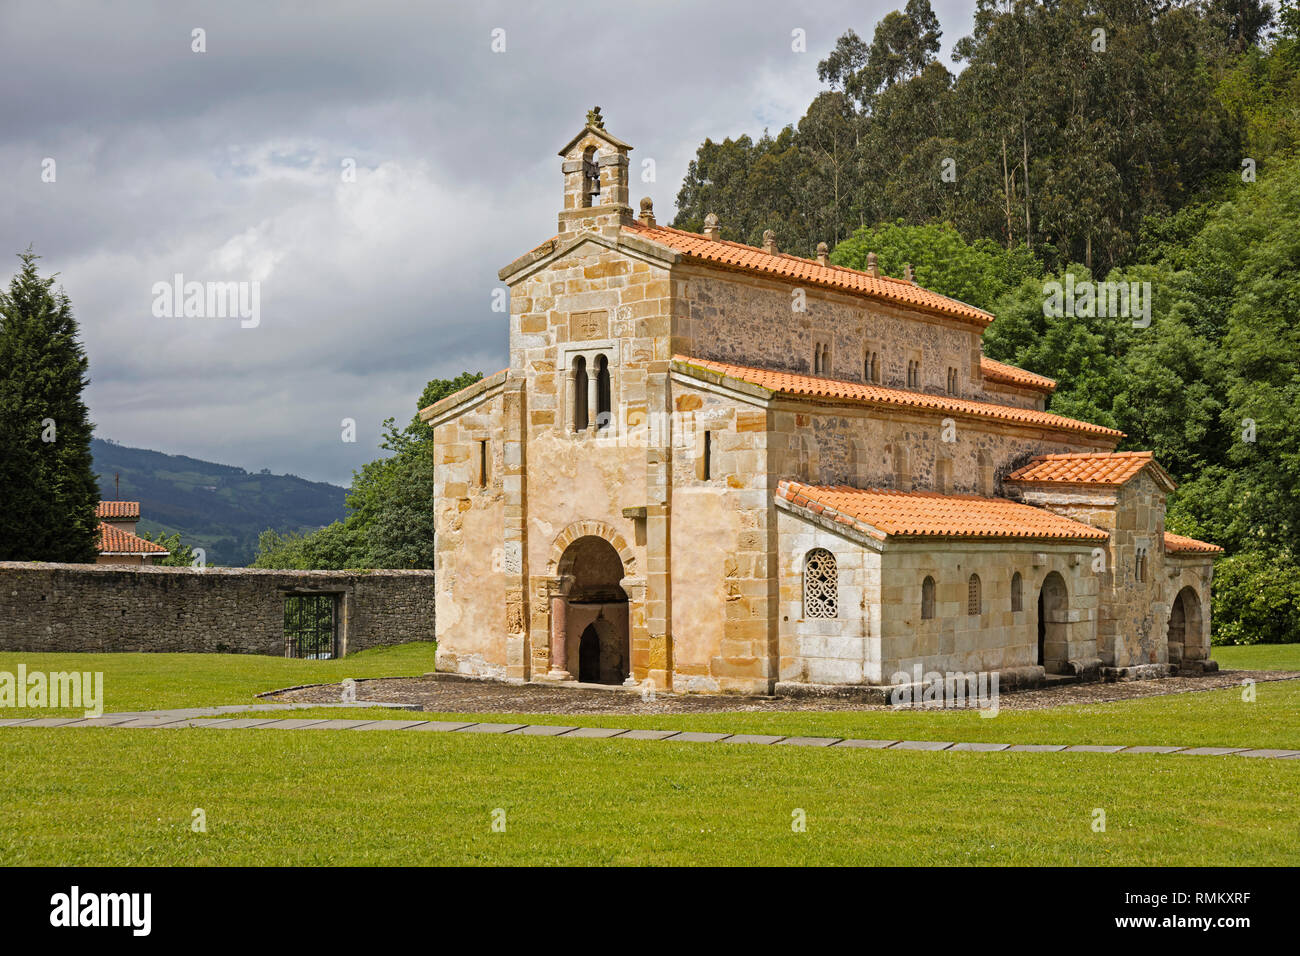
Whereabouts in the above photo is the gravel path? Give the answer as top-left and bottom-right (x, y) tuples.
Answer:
(264, 668), (1299, 715)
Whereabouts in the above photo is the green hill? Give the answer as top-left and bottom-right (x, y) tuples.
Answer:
(92, 438), (347, 566)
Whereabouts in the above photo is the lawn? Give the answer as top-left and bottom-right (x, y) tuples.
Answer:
(1, 643), (1297, 866)
(4, 643), (1300, 749)
(1, 726), (1296, 866)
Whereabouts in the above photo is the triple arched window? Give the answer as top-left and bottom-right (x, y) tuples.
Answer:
(803, 549), (838, 619)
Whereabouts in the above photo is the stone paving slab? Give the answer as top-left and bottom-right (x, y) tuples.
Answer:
(512, 724), (578, 736)
(1065, 744), (1128, 753)
(407, 721), (476, 732)
(353, 720), (430, 731)
(891, 740), (954, 751)
(619, 729), (678, 740)
(249, 719), (328, 730)
(66, 716), (140, 727)
(1007, 744), (1068, 752)
(723, 734), (785, 745)
(10, 717), (85, 727)
(666, 732), (731, 743)
(1234, 749), (1300, 758)
(201, 718), (283, 729)
(561, 727), (628, 739)
(832, 738), (899, 749)
(950, 742), (1011, 752)
(296, 720), (378, 730)
(776, 736), (841, 747)
(1120, 745), (1185, 754)
(114, 716), (197, 728)
(1175, 747), (1249, 756)
(455, 722), (527, 734)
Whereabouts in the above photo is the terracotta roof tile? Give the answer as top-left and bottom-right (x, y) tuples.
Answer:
(777, 481), (1109, 542)
(1164, 532), (1223, 555)
(674, 355), (1124, 440)
(624, 221), (993, 327)
(1007, 452), (1174, 490)
(97, 522), (169, 555)
(96, 501), (140, 520)
(980, 357), (1056, 392)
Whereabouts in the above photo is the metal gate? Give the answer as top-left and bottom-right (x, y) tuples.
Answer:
(283, 594), (338, 659)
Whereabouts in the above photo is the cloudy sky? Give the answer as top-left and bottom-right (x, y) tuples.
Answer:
(1, 0), (977, 486)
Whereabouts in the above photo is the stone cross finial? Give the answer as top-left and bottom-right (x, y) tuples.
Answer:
(867, 252), (879, 278)
(762, 229), (779, 255)
(703, 212), (720, 241)
(816, 242), (829, 266)
(904, 262), (914, 282)
(639, 196), (655, 226)
(586, 106), (605, 129)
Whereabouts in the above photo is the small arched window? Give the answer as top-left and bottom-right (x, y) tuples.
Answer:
(967, 573), (982, 616)
(803, 549), (838, 619)
(921, 575), (936, 620)
(572, 355), (588, 432)
(1011, 571), (1023, 612)
(595, 354), (611, 430)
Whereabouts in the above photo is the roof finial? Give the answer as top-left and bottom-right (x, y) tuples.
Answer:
(639, 196), (655, 226)
(904, 262), (914, 283)
(762, 229), (779, 255)
(867, 252), (879, 278)
(703, 212), (720, 242)
(816, 242), (829, 267)
(586, 106), (605, 129)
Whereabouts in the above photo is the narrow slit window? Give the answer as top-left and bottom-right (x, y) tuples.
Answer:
(595, 354), (611, 430)
(703, 430), (712, 480)
(477, 440), (488, 487)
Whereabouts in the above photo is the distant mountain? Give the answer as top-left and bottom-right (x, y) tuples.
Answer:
(92, 438), (347, 566)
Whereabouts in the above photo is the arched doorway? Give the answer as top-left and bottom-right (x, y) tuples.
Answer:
(1037, 572), (1069, 674)
(556, 536), (629, 685)
(1167, 586), (1204, 664)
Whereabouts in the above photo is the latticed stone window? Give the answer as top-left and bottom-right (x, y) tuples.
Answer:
(803, 549), (838, 619)
(1011, 571), (1023, 612)
(967, 573), (982, 615)
(921, 575), (936, 620)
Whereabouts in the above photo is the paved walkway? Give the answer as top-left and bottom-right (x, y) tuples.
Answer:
(1, 704), (1297, 759)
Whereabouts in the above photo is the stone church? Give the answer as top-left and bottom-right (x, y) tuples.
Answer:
(421, 111), (1221, 695)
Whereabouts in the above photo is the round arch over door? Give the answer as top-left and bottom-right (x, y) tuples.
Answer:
(555, 535), (630, 685)
(1167, 586), (1204, 665)
(1037, 572), (1069, 674)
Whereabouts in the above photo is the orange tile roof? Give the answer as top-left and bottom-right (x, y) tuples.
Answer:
(1164, 532), (1223, 555)
(624, 221), (993, 327)
(777, 481), (1109, 542)
(980, 357), (1056, 392)
(97, 522), (169, 555)
(674, 355), (1124, 440)
(96, 501), (140, 520)
(1007, 452), (1174, 490)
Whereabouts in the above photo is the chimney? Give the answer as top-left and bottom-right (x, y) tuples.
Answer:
(867, 252), (879, 278)
(816, 242), (829, 267)
(762, 229), (779, 255)
(703, 212), (720, 241)
(639, 197), (655, 227)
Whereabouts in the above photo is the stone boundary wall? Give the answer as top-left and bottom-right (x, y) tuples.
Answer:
(0, 563), (436, 656)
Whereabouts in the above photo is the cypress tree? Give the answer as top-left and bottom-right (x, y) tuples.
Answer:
(0, 250), (99, 562)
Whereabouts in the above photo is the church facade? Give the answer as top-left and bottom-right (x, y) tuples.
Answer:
(421, 113), (1221, 695)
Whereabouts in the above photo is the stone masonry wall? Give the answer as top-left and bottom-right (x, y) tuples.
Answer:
(0, 563), (436, 655)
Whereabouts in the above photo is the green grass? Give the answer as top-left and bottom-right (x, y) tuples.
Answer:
(1, 727), (1296, 866)
(1213, 643), (1300, 671)
(6, 642), (1300, 749)
(0, 642), (437, 716)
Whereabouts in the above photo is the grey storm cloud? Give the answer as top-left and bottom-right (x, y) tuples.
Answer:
(0, 0), (975, 485)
